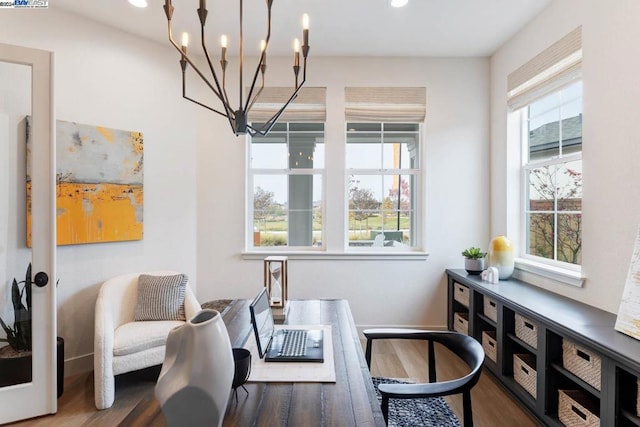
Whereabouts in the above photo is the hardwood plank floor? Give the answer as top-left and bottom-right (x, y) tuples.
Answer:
(7, 340), (540, 426)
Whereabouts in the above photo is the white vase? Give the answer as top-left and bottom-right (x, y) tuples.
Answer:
(155, 309), (234, 427)
(488, 235), (515, 280)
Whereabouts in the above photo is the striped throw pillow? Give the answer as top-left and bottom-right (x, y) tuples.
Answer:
(134, 274), (187, 321)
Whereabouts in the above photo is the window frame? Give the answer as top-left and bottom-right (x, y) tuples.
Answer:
(519, 80), (583, 273)
(344, 122), (423, 251)
(246, 122), (326, 251)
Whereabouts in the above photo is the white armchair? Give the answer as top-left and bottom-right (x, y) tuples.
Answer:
(94, 271), (201, 410)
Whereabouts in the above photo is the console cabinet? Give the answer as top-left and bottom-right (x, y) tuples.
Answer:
(446, 269), (640, 426)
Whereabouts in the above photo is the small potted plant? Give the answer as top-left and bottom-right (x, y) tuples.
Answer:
(461, 247), (487, 275)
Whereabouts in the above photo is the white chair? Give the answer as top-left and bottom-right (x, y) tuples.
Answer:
(94, 271), (201, 410)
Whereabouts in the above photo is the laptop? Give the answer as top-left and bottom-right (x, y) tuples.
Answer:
(249, 288), (324, 362)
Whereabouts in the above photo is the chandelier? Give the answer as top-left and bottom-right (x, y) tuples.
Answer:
(163, 0), (310, 136)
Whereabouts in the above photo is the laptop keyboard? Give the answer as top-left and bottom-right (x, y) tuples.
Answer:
(279, 329), (308, 357)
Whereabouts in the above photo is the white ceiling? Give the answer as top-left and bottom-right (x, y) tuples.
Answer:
(52, 0), (551, 57)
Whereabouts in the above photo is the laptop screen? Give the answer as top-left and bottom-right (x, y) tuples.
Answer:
(250, 288), (275, 358)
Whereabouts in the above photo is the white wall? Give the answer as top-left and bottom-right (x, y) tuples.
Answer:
(0, 9), (199, 375)
(197, 56), (491, 329)
(490, 0), (640, 312)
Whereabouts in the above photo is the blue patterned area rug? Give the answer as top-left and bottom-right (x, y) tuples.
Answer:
(372, 377), (461, 427)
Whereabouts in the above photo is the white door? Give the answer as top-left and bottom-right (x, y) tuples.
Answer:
(0, 43), (57, 423)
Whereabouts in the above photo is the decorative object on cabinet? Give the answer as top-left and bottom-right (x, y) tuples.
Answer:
(461, 246), (486, 275)
(26, 117), (143, 246)
(615, 227), (640, 341)
(487, 235), (514, 280)
(480, 267), (499, 284)
(155, 309), (234, 427)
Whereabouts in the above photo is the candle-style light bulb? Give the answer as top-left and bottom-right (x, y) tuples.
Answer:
(220, 34), (228, 71)
(293, 38), (300, 67)
(181, 32), (189, 54)
(302, 13), (309, 56)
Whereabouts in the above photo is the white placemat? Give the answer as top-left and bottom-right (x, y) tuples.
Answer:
(246, 324), (336, 383)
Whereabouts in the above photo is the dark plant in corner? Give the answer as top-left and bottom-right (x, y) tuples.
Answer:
(461, 247), (486, 275)
(0, 263), (33, 354)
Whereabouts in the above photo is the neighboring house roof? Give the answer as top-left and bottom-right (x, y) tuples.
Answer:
(530, 114), (582, 153)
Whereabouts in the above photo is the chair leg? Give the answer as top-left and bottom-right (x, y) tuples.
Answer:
(428, 340), (436, 383)
(365, 339), (373, 369)
(462, 390), (473, 427)
(381, 395), (389, 425)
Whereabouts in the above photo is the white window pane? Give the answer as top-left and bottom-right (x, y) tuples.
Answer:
(558, 213), (582, 265)
(382, 134), (418, 169)
(526, 212), (555, 260)
(529, 107), (560, 161)
(527, 165), (556, 212)
(346, 137), (382, 169)
(557, 160), (582, 211)
(253, 175), (288, 247)
(251, 136), (288, 169)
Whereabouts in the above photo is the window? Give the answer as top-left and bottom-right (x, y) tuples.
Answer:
(346, 122), (420, 248)
(248, 122), (325, 248)
(522, 81), (582, 266)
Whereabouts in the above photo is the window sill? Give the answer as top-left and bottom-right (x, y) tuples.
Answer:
(241, 250), (429, 261)
(513, 258), (584, 288)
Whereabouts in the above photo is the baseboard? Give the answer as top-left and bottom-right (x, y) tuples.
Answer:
(355, 324), (447, 339)
(64, 352), (93, 377)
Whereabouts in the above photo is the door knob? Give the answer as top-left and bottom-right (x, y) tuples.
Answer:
(34, 271), (49, 287)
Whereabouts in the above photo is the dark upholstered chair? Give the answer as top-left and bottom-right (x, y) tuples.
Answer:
(364, 329), (485, 427)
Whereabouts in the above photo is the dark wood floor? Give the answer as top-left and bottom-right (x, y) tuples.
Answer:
(8, 339), (539, 426)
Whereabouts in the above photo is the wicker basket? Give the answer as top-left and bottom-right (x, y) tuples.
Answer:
(558, 390), (600, 427)
(515, 313), (538, 349)
(513, 353), (536, 398)
(482, 331), (497, 363)
(562, 339), (602, 391)
(453, 312), (469, 335)
(454, 283), (470, 307)
(483, 297), (498, 322)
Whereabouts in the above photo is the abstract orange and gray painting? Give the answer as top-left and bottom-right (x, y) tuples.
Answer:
(27, 118), (143, 245)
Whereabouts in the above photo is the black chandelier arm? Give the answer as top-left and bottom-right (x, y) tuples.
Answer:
(246, 84), (264, 113)
(182, 94), (231, 119)
(250, 80), (305, 136)
(199, 24), (234, 119)
(244, 0), (273, 112)
(166, 22), (227, 104)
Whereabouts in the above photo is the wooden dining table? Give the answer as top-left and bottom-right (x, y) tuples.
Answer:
(121, 299), (386, 426)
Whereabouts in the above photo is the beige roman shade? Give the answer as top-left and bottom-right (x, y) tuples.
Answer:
(507, 26), (582, 110)
(246, 87), (326, 123)
(345, 87), (426, 122)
